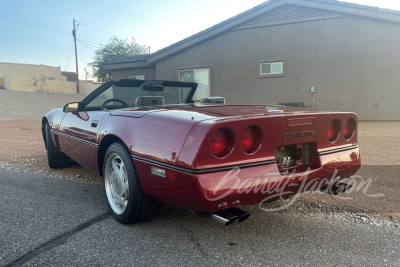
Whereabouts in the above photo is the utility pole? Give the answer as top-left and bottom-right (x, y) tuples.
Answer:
(73, 19), (79, 93)
(85, 67), (88, 81)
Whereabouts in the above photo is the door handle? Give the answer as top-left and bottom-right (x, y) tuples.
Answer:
(91, 120), (99, 128)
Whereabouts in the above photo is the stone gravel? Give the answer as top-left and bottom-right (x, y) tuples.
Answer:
(0, 90), (85, 121)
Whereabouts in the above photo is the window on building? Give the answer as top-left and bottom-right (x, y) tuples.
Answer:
(260, 61), (283, 75)
(179, 68), (210, 101)
(129, 75), (145, 80)
(48, 77), (55, 80)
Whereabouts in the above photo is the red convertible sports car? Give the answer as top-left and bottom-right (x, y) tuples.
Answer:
(42, 79), (360, 226)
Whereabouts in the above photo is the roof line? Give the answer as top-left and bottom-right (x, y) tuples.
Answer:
(104, 0), (400, 67)
(147, 0), (400, 63)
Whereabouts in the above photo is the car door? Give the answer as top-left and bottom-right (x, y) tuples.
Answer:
(57, 110), (106, 172)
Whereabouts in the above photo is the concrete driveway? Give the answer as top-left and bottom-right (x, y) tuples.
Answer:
(1, 169), (399, 266)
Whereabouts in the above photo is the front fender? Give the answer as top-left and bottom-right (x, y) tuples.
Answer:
(41, 108), (67, 147)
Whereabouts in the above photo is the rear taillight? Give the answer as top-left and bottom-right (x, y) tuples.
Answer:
(344, 118), (356, 140)
(241, 127), (255, 152)
(210, 129), (228, 155)
(327, 119), (341, 142)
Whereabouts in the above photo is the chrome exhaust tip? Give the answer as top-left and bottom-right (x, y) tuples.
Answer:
(229, 207), (250, 222)
(211, 207), (250, 226)
(211, 210), (238, 226)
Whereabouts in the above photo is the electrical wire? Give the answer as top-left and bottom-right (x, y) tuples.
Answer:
(76, 38), (100, 49)
(65, 45), (73, 70)
(64, 35), (73, 70)
(77, 39), (97, 51)
(75, 19), (116, 37)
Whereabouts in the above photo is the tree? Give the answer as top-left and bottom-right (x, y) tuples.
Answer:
(89, 37), (148, 83)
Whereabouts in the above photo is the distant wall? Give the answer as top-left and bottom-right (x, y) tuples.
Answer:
(5, 75), (77, 94)
(0, 63), (66, 81)
(80, 81), (101, 95)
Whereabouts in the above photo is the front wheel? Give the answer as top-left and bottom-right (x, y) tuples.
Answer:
(103, 143), (158, 224)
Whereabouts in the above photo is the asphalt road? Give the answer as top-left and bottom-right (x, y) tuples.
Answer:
(1, 169), (399, 266)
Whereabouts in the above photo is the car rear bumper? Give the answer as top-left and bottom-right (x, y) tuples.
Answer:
(133, 146), (360, 212)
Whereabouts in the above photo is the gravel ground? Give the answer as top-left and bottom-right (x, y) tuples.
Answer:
(0, 90), (399, 228)
(0, 90), (85, 121)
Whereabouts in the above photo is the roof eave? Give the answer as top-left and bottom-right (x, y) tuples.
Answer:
(147, 0), (400, 64)
(103, 61), (154, 70)
(147, 0), (284, 64)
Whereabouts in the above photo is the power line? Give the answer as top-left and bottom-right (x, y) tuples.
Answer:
(75, 19), (116, 37)
(77, 39), (96, 51)
(76, 38), (99, 49)
(64, 35), (73, 70)
(66, 42), (73, 70)
(76, 38), (99, 47)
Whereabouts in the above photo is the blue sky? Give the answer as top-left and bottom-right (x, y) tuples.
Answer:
(1, 0), (399, 79)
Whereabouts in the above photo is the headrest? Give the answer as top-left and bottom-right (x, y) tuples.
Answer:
(135, 96), (165, 107)
(200, 97), (225, 105)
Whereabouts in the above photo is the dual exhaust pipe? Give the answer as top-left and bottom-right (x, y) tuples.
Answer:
(208, 181), (351, 226)
(211, 207), (250, 226)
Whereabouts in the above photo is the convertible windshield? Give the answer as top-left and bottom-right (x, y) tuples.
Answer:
(83, 80), (196, 111)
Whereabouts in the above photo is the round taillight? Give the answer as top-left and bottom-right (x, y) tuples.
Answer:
(210, 129), (228, 155)
(327, 119), (341, 142)
(241, 127), (256, 152)
(344, 118), (356, 140)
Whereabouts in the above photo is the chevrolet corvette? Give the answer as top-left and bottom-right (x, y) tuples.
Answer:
(42, 79), (360, 225)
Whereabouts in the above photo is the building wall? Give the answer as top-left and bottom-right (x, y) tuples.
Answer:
(0, 62), (84, 93)
(155, 16), (400, 120)
(111, 67), (156, 80)
(4, 75), (77, 94)
(0, 63), (66, 81)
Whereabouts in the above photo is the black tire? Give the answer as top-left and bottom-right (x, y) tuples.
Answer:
(103, 143), (158, 224)
(45, 123), (71, 169)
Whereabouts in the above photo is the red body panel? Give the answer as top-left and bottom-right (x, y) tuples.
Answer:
(43, 104), (361, 212)
(135, 147), (360, 212)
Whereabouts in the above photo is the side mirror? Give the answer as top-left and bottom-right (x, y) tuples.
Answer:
(63, 102), (79, 113)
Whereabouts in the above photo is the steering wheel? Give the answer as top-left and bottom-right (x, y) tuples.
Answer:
(101, 98), (131, 110)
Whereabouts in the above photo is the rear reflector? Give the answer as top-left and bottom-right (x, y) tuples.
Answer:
(150, 166), (176, 180)
(166, 171), (176, 180)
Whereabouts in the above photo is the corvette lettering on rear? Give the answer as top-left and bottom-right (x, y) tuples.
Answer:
(282, 130), (315, 139)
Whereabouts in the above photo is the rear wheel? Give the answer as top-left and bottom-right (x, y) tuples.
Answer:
(45, 123), (71, 169)
(103, 143), (158, 224)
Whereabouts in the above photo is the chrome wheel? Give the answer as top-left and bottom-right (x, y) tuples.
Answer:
(104, 152), (129, 215)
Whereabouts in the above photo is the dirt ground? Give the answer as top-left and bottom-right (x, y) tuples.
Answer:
(0, 90), (399, 220)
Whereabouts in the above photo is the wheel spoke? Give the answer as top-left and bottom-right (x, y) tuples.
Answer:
(117, 162), (125, 178)
(112, 161), (119, 173)
(121, 180), (129, 197)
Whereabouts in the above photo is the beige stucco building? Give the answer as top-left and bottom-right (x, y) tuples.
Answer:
(104, 0), (400, 120)
(0, 62), (80, 93)
(0, 62), (103, 94)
